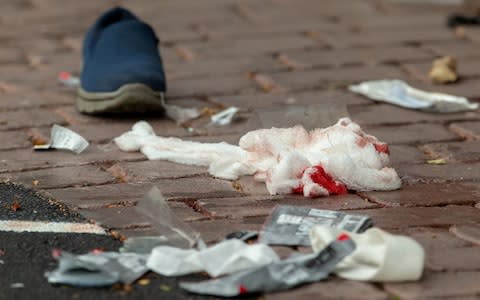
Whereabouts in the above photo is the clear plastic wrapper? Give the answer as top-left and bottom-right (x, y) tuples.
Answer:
(259, 205), (373, 246)
(121, 187), (200, 252)
(180, 235), (356, 297)
(33, 124), (89, 154)
(120, 236), (174, 254)
(45, 250), (148, 287)
(162, 101), (201, 125)
(349, 79), (478, 113)
(147, 239), (279, 277)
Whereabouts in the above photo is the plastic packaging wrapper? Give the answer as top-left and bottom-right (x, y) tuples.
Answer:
(115, 118), (401, 197)
(45, 250), (148, 287)
(210, 107), (239, 125)
(34, 124), (89, 154)
(349, 79), (478, 113)
(161, 98), (201, 125)
(147, 239), (279, 277)
(122, 187), (200, 252)
(180, 235), (356, 297)
(310, 226), (425, 282)
(259, 205), (373, 246)
(120, 236), (175, 254)
(58, 71), (80, 88)
(225, 230), (259, 242)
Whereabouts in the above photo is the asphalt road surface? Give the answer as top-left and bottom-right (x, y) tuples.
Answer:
(0, 182), (256, 300)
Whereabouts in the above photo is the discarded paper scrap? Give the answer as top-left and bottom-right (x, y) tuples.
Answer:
(259, 205), (373, 246)
(33, 125), (89, 154)
(349, 79), (478, 113)
(210, 106), (239, 126)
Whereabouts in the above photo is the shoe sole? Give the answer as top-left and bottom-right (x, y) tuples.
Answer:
(77, 83), (165, 114)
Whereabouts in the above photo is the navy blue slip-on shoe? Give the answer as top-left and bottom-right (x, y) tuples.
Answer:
(77, 7), (167, 114)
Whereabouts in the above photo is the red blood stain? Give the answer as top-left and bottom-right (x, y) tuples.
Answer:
(292, 184), (304, 194)
(238, 285), (248, 294)
(356, 137), (368, 148)
(374, 143), (390, 154)
(291, 165), (347, 196)
(309, 165), (347, 195)
(58, 71), (71, 81)
(51, 248), (62, 258)
(91, 248), (104, 254)
(337, 233), (350, 241)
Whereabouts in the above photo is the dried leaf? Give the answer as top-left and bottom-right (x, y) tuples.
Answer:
(137, 278), (150, 286)
(123, 284), (133, 293)
(232, 181), (244, 192)
(200, 107), (220, 117)
(427, 158), (447, 165)
(110, 230), (127, 242)
(159, 284), (171, 292)
(32, 180), (39, 186)
(0, 82), (18, 93)
(11, 198), (21, 212)
(113, 283), (133, 293)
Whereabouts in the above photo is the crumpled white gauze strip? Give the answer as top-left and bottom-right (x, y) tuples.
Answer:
(310, 226), (425, 282)
(147, 239), (279, 277)
(114, 118), (401, 197)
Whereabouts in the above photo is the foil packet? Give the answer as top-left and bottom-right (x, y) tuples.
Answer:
(259, 205), (373, 246)
(45, 250), (148, 287)
(349, 79), (479, 113)
(34, 124), (89, 154)
(180, 234), (356, 297)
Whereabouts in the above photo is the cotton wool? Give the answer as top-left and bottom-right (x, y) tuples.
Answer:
(114, 118), (401, 197)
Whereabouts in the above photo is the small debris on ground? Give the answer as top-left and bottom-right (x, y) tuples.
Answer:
(447, 13), (480, 28)
(349, 79), (478, 113)
(33, 124), (89, 154)
(10, 198), (21, 212)
(210, 107), (239, 126)
(427, 158), (447, 165)
(159, 284), (171, 292)
(429, 56), (458, 84)
(137, 278), (150, 286)
(57, 71), (80, 88)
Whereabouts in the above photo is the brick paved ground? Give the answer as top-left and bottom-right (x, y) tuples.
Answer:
(1, 0), (480, 299)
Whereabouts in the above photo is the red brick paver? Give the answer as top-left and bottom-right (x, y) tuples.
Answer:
(1, 0), (480, 299)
